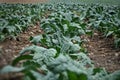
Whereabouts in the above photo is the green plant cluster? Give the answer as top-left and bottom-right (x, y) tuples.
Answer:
(0, 4), (43, 41)
(82, 4), (120, 48)
(0, 3), (120, 80)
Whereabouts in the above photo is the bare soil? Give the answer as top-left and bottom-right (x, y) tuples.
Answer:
(86, 32), (120, 72)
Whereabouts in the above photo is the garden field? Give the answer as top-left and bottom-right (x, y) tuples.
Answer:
(0, 0), (120, 80)
(0, 0), (47, 3)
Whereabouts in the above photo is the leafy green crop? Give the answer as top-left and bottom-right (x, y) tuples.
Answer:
(0, 3), (120, 80)
(0, 4), (43, 41)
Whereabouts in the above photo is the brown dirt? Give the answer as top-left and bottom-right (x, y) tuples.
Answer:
(86, 31), (120, 73)
(0, 0), (47, 3)
(0, 24), (43, 80)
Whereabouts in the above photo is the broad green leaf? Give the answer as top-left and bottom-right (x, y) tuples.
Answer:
(12, 55), (33, 66)
(0, 65), (24, 74)
(106, 31), (114, 37)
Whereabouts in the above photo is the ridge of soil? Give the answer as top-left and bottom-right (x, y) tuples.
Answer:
(86, 31), (120, 72)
